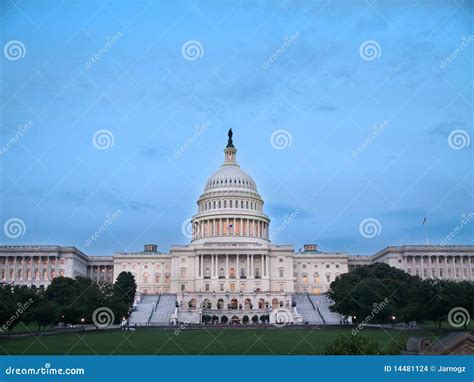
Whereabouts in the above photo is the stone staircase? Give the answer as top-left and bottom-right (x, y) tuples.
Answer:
(149, 294), (177, 325)
(128, 295), (159, 326)
(292, 294), (324, 324)
(308, 294), (343, 324)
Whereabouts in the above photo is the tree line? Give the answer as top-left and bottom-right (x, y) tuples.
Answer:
(328, 263), (474, 329)
(0, 272), (136, 333)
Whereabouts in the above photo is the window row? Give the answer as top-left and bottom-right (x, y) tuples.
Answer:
(199, 199), (262, 212)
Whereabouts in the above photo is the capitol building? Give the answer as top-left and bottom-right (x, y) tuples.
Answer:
(1, 131), (473, 325)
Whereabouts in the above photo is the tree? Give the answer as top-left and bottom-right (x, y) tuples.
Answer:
(113, 272), (137, 307)
(61, 305), (82, 325)
(328, 263), (419, 324)
(45, 277), (78, 306)
(33, 300), (60, 330)
(0, 285), (17, 334)
(74, 277), (104, 321)
(324, 334), (380, 355)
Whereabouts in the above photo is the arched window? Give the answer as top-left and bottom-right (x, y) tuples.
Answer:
(314, 272), (320, 283)
(204, 268), (210, 278)
(255, 267), (260, 278)
(271, 298), (279, 309)
(229, 268), (235, 278)
(143, 272), (149, 283)
(240, 268), (246, 278)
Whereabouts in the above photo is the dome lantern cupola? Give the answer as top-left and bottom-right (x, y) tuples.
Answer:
(224, 128), (237, 165)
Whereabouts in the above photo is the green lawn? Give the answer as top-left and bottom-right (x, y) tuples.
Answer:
(0, 327), (443, 355)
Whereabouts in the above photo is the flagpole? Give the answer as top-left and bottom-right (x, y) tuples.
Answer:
(423, 217), (429, 245)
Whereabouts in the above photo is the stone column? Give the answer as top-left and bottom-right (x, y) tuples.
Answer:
(226, 255), (229, 278)
(13, 256), (18, 282)
(237, 255), (240, 279)
(453, 256), (457, 279)
(445, 257), (449, 279)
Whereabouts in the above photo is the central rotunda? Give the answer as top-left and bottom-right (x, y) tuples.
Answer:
(169, 129), (298, 325)
(191, 129), (270, 244)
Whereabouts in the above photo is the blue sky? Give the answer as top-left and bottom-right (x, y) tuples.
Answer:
(0, 0), (472, 256)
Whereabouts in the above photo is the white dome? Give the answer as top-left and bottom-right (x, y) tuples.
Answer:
(204, 165), (258, 194)
(190, 130), (270, 244)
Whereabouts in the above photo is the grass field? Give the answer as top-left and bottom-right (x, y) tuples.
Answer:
(0, 327), (444, 355)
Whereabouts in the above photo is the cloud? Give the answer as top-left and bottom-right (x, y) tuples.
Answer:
(311, 103), (337, 112)
(428, 121), (467, 137)
(126, 199), (156, 212)
(139, 146), (169, 159)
